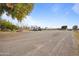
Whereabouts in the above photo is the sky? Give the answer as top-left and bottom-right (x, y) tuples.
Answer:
(1, 3), (79, 28)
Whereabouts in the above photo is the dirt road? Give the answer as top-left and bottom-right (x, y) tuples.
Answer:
(0, 30), (78, 56)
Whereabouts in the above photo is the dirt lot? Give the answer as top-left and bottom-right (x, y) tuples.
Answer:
(0, 30), (79, 56)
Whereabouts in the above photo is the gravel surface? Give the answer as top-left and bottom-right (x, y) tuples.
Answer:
(0, 30), (79, 56)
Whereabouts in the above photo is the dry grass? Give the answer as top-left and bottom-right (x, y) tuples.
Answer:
(74, 31), (79, 47)
(0, 30), (30, 40)
(23, 29), (30, 32)
(73, 31), (79, 55)
(0, 32), (19, 39)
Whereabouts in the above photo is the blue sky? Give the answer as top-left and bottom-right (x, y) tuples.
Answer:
(1, 3), (79, 28)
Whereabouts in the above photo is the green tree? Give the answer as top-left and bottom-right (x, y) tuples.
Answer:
(73, 25), (78, 30)
(0, 19), (19, 31)
(0, 3), (34, 21)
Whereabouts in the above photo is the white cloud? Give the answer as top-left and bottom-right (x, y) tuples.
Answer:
(22, 16), (48, 28)
(1, 12), (18, 25)
(72, 3), (79, 14)
(1, 12), (44, 27)
(1, 12), (60, 28)
(1, 12), (37, 26)
(20, 16), (37, 27)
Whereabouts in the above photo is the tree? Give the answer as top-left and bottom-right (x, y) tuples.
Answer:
(73, 25), (78, 30)
(0, 3), (34, 21)
(0, 19), (19, 31)
(61, 25), (67, 30)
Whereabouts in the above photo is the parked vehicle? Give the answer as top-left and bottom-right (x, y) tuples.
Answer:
(38, 27), (41, 31)
(32, 27), (42, 31)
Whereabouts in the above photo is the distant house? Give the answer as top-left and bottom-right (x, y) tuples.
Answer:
(61, 26), (67, 30)
(72, 25), (78, 30)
